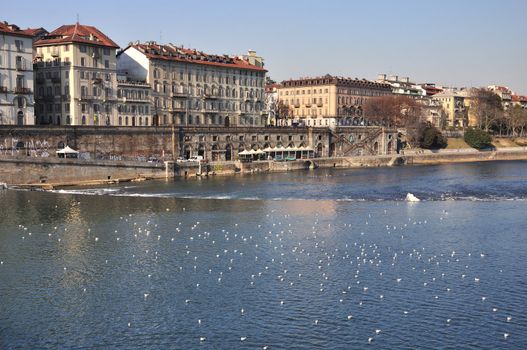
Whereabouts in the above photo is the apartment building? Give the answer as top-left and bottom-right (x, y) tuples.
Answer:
(117, 43), (266, 127)
(278, 75), (392, 127)
(33, 23), (119, 125)
(0, 21), (35, 125)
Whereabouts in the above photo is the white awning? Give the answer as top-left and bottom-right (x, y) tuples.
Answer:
(238, 149), (250, 155)
(56, 146), (79, 154)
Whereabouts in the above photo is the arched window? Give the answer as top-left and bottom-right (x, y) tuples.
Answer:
(81, 115), (86, 125)
(118, 116), (122, 126)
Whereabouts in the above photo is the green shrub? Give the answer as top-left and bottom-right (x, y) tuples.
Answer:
(418, 123), (448, 149)
(464, 128), (492, 149)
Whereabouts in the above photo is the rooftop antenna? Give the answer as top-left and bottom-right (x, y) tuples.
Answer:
(76, 13), (79, 24)
(159, 30), (162, 43)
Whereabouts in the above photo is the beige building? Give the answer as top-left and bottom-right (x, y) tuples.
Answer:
(278, 75), (392, 127)
(432, 90), (468, 128)
(0, 21), (35, 125)
(34, 23), (119, 126)
(117, 43), (266, 127)
(116, 75), (152, 127)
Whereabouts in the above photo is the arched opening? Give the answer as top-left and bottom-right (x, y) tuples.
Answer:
(224, 116), (230, 127)
(225, 144), (232, 161)
(58, 141), (65, 149)
(184, 145), (192, 160)
(198, 144), (205, 158)
(211, 144), (219, 161)
(387, 141), (393, 154)
(373, 142), (379, 154)
(132, 117), (136, 126)
(17, 111), (24, 126)
(317, 143), (323, 157)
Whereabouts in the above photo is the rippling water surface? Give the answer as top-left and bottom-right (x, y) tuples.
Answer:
(1, 161), (527, 349)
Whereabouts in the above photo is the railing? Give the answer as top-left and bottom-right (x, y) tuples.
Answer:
(15, 87), (32, 94)
(16, 61), (28, 71)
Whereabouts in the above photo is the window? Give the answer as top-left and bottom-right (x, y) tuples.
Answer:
(80, 57), (86, 66)
(105, 60), (109, 68)
(103, 48), (110, 55)
(80, 45), (87, 53)
(15, 40), (23, 51)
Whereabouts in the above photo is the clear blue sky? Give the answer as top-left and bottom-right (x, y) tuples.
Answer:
(4, 0), (527, 93)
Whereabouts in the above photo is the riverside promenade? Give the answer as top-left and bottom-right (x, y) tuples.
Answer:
(1, 147), (527, 189)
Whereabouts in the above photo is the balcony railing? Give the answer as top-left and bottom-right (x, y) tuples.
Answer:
(16, 61), (29, 71)
(15, 87), (32, 94)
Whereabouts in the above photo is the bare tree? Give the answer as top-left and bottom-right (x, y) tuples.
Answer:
(364, 95), (422, 128)
(470, 88), (503, 132)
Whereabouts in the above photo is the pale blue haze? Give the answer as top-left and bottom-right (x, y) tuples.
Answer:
(3, 0), (527, 92)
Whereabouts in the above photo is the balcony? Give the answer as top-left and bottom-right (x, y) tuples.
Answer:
(204, 93), (218, 100)
(51, 77), (61, 84)
(171, 91), (188, 98)
(94, 77), (103, 84)
(36, 78), (45, 84)
(16, 61), (29, 71)
(80, 94), (98, 101)
(317, 102), (323, 107)
(15, 87), (32, 94)
(294, 103), (300, 108)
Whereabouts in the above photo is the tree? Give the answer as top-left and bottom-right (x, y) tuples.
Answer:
(274, 101), (291, 125)
(470, 88), (503, 132)
(417, 122), (448, 149)
(363, 95), (423, 128)
(507, 105), (527, 137)
(464, 128), (492, 149)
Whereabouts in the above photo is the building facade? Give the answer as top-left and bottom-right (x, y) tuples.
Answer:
(376, 74), (426, 97)
(0, 21), (35, 125)
(33, 23), (119, 126)
(432, 90), (468, 128)
(117, 43), (266, 127)
(116, 76), (152, 127)
(278, 75), (392, 127)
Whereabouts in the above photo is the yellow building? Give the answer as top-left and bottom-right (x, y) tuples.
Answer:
(432, 90), (468, 128)
(34, 23), (119, 125)
(278, 75), (392, 127)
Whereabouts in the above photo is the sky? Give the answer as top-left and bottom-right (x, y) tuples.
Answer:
(4, 0), (527, 93)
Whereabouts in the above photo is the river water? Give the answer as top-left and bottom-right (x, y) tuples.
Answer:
(1, 161), (527, 349)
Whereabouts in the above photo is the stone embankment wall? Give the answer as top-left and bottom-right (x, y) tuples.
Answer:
(0, 157), (166, 186)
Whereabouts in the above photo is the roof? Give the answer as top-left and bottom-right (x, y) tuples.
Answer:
(35, 23), (119, 48)
(125, 43), (266, 72)
(0, 21), (34, 37)
(280, 75), (392, 90)
(24, 27), (48, 37)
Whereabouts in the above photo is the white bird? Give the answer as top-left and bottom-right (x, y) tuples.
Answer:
(240, 336), (247, 341)
(503, 333), (509, 340)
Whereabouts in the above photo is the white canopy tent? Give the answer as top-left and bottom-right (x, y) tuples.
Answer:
(56, 145), (79, 158)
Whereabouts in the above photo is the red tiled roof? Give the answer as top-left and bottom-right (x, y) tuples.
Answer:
(0, 21), (34, 37)
(128, 43), (266, 72)
(34, 23), (119, 48)
(24, 27), (48, 37)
